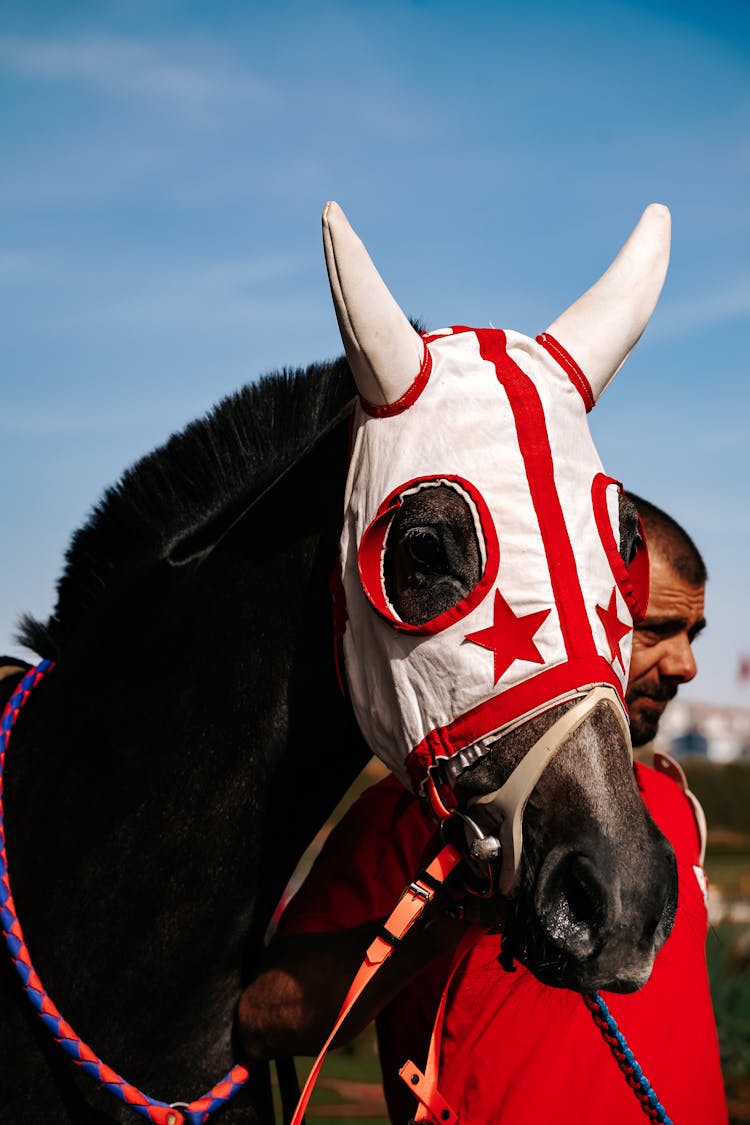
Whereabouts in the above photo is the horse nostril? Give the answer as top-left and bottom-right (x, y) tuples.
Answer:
(528, 831), (677, 991)
(537, 851), (611, 959)
(563, 856), (599, 923)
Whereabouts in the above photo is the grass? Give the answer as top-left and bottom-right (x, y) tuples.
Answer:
(705, 847), (750, 899)
(707, 922), (750, 1124)
(271, 1029), (389, 1123)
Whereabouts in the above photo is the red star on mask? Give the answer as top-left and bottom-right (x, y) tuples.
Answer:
(596, 587), (632, 672)
(465, 589), (550, 684)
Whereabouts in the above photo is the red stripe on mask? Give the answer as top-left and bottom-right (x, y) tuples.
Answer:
(406, 656), (625, 788)
(475, 330), (597, 664)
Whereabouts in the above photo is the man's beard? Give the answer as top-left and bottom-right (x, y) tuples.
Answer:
(626, 680), (678, 747)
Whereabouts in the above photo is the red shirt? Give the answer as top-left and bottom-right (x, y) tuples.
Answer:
(277, 765), (727, 1125)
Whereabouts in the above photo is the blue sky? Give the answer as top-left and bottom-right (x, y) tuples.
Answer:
(1, 0), (748, 706)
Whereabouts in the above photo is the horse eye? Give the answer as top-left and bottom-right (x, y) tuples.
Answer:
(404, 528), (443, 568)
(381, 482), (483, 626)
(618, 494), (640, 566)
(626, 528), (643, 567)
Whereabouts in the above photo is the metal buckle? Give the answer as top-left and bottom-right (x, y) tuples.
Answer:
(406, 880), (431, 902)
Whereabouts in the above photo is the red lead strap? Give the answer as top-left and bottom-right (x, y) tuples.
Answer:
(288, 842), (463, 1125)
(399, 927), (480, 1124)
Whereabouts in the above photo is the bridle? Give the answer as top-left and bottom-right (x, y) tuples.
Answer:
(285, 680), (673, 1125)
(284, 684), (673, 1125)
(430, 684), (631, 896)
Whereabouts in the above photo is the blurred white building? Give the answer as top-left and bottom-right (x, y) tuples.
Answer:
(654, 700), (750, 762)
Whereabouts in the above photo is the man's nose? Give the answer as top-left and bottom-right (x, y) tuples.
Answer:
(660, 635), (697, 683)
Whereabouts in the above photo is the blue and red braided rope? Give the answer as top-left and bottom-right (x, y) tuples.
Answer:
(0, 661), (250, 1125)
(584, 992), (673, 1125)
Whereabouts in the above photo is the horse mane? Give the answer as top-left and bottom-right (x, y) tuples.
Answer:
(18, 356), (355, 660)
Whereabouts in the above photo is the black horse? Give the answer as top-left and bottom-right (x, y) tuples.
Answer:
(0, 202), (677, 1122)
(0, 358), (374, 1122)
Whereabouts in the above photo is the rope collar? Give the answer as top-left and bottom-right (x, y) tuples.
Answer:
(0, 662), (250, 1125)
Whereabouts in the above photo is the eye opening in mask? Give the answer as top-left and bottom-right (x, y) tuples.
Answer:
(358, 475), (500, 635)
(591, 474), (649, 624)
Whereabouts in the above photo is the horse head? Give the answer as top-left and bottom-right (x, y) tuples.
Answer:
(325, 201), (676, 993)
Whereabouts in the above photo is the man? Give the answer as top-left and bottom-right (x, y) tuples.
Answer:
(625, 495), (706, 748)
(238, 497), (725, 1124)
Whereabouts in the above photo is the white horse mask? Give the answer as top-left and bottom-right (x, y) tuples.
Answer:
(326, 202), (669, 795)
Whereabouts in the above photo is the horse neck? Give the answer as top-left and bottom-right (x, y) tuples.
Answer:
(4, 414), (370, 1094)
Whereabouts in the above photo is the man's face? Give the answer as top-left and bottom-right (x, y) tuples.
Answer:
(626, 548), (706, 747)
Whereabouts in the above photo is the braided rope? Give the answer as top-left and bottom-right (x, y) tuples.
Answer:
(584, 992), (673, 1124)
(0, 661), (250, 1125)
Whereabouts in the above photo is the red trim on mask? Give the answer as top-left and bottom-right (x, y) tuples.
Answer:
(405, 657), (625, 789)
(358, 475), (500, 636)
(421, 326), (473, 345)
(536, 333), (595, 412)
(591, 475), (650, 624)
(476, 329), (597, 664)
(359, 343), (432, 418)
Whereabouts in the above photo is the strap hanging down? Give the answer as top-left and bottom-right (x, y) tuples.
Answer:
(398, 927), (479, 1124)
(288, 842), (463, 1125)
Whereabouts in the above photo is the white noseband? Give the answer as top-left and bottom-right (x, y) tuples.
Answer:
(456, 685), (631, 895)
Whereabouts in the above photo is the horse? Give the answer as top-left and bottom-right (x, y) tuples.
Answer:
(0, 201), (676, 1123)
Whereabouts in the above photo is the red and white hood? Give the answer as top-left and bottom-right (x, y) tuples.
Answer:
(324, 202), (670, 792)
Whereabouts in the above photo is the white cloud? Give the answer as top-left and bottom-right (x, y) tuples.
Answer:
(652, 276), (750, 339)
(80, 253), (317, 330)
(0, 250), (41, 280)
(0, 33), (275, 112)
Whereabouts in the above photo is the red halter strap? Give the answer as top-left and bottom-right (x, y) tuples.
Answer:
(398, 927), (480, 1124)
(0, 662), (250, 1125)
(288, 841), (463, 1125)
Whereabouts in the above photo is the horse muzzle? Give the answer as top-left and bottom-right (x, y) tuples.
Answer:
(445, 685), (631, 897)
(431, 684), (678, 992)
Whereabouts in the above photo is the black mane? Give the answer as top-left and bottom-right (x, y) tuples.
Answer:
(19, 356), (354, 659)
